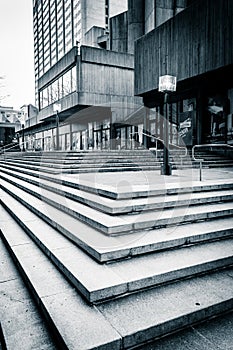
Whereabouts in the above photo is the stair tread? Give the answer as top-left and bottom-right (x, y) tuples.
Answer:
(0, 206), (122, 350)
(1, 206), (233, 348)
(1, 161), (233, 199)
(97, 268), (233, 348)
(0, 229), (57, 350)
(1, 193), (233, 303)
(1, 186), (233, 262)
(1, 175), (233, 235)
(1, 167), (233, 215)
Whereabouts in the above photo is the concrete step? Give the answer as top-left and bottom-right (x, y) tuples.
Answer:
(1, 167), (233, 215)
(1, 156), (230, 175)
(136, 311), (233, 350)
(2, 154), (158, 162)
(0, 206), (122, 350)
(0, 228), (57, 350)
(1, 158), (160, 168)
(1, 195), (233, 305)
(1, 161), (233, 199)
(6, 153), (158, 161)
(1, 206), (233, 348)
(1, 184), (233, 264)
(1, 174), (233, 236)
(0, 160), (161, 174)
(2, 158), (230, 175)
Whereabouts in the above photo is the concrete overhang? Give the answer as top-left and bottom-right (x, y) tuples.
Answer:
(134, 0), (233, 98)
(38, 47), (78, 90)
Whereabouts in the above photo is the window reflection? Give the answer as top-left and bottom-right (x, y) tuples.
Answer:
(39, 66), (76, 109)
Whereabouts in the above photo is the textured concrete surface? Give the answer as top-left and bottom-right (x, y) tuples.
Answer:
(0, 239), (56, 350)
(136, 311), (233, 350)
(1, 174), (233, 236)
(1, 174), (233, 264)
(1, 196), (233, 303)
(1, 212), (233, 349)
(0, 207), (122, 350)
(1, 166), (233, 214)
(1, 163), (233, 349)
(97, 269), (233, 348)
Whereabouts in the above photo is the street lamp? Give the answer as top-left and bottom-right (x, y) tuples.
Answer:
(22, 124), (25, 152)
(159, 75), (177, 175)
(53, 103), (61, 150)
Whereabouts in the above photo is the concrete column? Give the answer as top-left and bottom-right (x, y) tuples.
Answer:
(127, 0), (144, 54)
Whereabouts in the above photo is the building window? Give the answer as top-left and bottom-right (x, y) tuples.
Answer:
(39, 66), (76, 110)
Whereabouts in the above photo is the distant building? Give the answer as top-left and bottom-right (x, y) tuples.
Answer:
(33, 0), (128, 107)
(25, 0), (141, 152)
(19, 104), (39, 150)
(0, 106), (22, 148)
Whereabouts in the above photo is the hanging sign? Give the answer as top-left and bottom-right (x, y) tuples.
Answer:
(53, 103), (61, 112)
(159, 75), (177, 92)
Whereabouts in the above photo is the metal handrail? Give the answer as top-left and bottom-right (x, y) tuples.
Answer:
(0, 140), (27, 160)
(131, 131), (187, 161)
(192, 143), (233, 181)
(0, 142), (18, 151)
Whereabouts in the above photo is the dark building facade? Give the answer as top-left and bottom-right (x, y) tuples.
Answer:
(134, 0), (233, 148)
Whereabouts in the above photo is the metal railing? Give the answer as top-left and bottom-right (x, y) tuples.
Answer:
(0, 141), (27, 160)
(192, 143), (233, 181)
(131, 131), (187, 163)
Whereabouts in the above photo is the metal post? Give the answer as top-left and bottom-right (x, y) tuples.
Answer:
(199, 160), (202, 181)
(56, 111), (59, 150)
(161, 93), (171, 175)
(22, 124), (25, 152)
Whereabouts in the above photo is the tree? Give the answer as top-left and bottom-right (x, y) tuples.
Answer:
(0, 76), (10, 104)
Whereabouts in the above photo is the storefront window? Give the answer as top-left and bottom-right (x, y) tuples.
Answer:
(178, 99), (195, 146)
(72, 132), (78, 150)
(204, 93), (229, 143)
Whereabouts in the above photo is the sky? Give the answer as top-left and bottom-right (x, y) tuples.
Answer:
(0, 0), (35, 109)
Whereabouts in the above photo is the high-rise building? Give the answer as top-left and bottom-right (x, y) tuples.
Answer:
(33, 0), (128, 107)
(29, 0), (226, 154)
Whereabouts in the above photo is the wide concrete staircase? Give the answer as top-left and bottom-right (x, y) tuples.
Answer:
(0, 149), (173, 174)
(0, 148), (232, 174)
(0, 153), (233, 349)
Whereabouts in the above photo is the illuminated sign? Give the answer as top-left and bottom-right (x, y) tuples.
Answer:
(159, 75), (177, 92)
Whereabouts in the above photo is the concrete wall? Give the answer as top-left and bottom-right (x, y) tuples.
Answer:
(127, 0), (144, 54)
(84, 26), (106, 48)
(110, 12), (128, 53)
(145, 0), (155, 34)
(135, 0), (233, 96)
(79, 46), (139, 109)
(81, 0), (105, 42)
(38, 46), (142, 122)
(38, 47), (78, 90)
